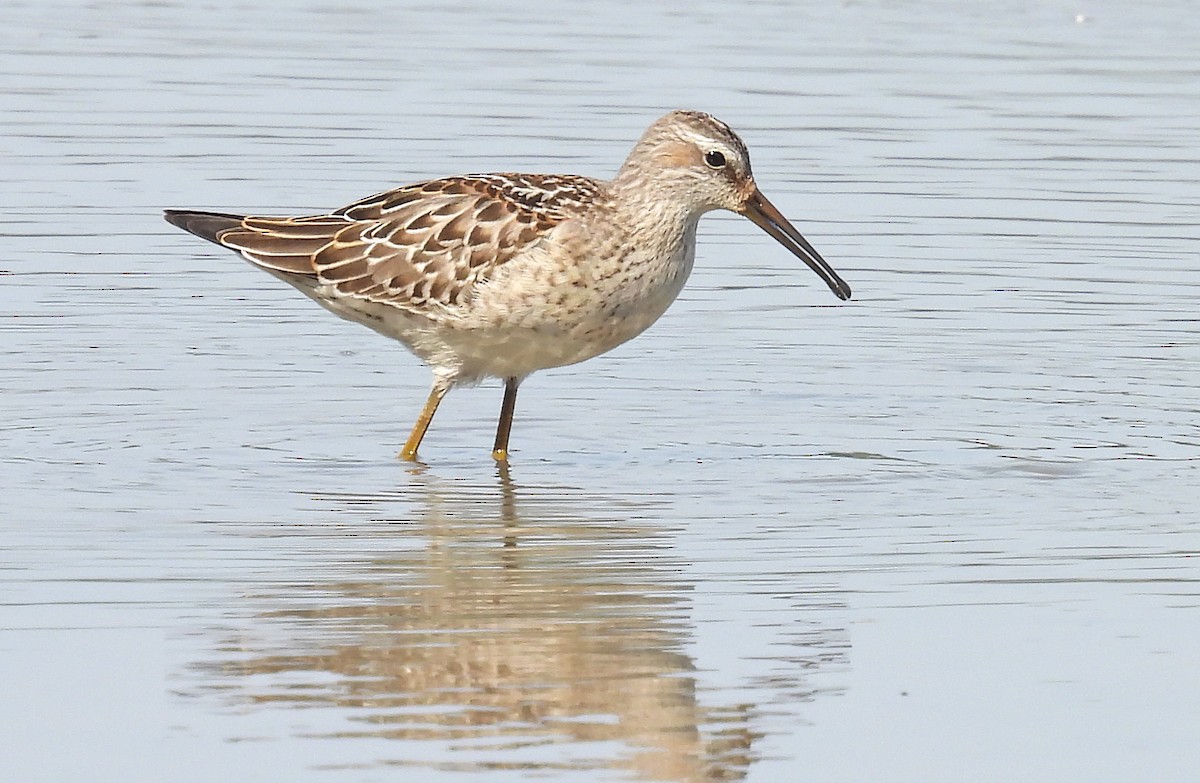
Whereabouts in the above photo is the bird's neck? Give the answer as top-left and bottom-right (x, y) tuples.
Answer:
(608, 172), (705, 240)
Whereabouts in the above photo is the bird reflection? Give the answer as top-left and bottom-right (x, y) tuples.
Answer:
(196, 463), (759, 781)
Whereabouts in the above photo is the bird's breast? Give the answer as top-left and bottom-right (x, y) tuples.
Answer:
(441, 216), (699, 377)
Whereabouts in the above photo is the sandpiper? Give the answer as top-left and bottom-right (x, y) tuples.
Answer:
(165, 110), (851, 461)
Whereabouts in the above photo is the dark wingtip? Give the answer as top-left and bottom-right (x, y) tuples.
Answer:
(163, 209), (245, 245)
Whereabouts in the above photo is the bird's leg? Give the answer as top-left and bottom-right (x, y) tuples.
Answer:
(492, 377), (519, 462)
(400, 383), (449, 461)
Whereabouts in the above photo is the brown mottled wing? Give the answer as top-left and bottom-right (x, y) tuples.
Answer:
(211, 174), (603, 313)
(213, 215), (350, 275)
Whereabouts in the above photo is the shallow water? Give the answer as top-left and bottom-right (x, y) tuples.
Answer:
(3, 1), (1199, 781)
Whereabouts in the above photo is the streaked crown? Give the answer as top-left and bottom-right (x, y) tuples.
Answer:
(614, 110), (757, 214)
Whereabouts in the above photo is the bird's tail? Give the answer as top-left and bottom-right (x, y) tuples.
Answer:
(163, 209), (246, 246)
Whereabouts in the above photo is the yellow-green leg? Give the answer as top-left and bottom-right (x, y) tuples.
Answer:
(492, 377), (519, 462)
(400, 384), (448, 461)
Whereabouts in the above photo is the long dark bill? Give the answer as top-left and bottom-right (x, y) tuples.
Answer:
(742, 189), (852, 301)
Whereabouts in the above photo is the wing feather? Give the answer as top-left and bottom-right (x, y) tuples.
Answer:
(169, 173), (606, 313)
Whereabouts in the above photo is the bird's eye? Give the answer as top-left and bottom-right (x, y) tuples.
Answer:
(703, 150), (727, 169)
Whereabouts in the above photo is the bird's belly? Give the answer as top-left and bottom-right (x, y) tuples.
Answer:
(439, 302), (668, 380)
(445, 245), (694, 379)
(330, 233), (697, 383)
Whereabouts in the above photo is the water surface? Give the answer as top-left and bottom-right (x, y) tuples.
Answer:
(3, 1), (1198, 781)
